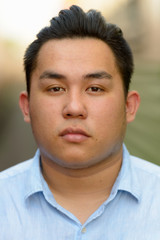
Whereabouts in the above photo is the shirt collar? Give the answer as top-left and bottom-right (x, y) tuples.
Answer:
(24, 145), (142, 202)
(113, 145), (142, 202)
(24, 150), (43, 200)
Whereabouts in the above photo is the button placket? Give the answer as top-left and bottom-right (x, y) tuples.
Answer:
(81, 227), (86, 233)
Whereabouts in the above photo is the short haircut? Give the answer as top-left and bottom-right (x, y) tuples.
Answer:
(24, 5), (134, 96)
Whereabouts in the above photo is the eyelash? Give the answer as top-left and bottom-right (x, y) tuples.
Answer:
(48, 86), (65, 92)
(87, 86), (104, 92)
(47, 86), (104, 93)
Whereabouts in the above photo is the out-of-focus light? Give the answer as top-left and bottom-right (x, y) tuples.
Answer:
(0, 0), (63, 44)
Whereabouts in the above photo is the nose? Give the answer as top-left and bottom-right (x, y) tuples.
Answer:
(62, 91), (87, 119)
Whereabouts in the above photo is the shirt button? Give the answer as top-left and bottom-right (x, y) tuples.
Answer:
(81, 227), (86, 233)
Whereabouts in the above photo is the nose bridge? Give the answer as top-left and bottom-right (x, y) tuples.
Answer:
(63, 88), (87, 118)
(69, 88), (82, 107)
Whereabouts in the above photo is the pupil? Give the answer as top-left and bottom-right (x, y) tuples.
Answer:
(55, 87), (60, 91)
(92, 87), (98, 91)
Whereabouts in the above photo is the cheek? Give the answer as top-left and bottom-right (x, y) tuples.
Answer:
(29, 97), (61, 130)
(31, 96), (60, 115)
(90, 98), (126, 133)
(91, 97), (124, 119)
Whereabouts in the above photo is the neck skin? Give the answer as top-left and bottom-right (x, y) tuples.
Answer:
(41, 147), (123, 224)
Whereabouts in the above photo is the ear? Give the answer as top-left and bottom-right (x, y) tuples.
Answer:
(19, 91), (31, 123)
(126, 91), (140, 123)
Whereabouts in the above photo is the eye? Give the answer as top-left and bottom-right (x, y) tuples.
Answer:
(48, 86), (65, 92)
(87, 86), (104, 92)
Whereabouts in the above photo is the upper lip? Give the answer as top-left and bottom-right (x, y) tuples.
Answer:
(59, 128), (90, 137)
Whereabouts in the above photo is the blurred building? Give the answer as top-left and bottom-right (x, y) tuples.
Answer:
(64, 0), (160, 61)
(105, 0), (160, 61)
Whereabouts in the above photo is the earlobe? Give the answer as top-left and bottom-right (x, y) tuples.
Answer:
(126, 91), (140, 123)
(19, 91), (31, 123)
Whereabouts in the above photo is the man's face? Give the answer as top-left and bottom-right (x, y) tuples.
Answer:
(20, 38), (138, 169)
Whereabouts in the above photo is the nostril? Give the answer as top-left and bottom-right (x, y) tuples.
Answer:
(66, 113), (83, 118)
(63, 101), (87, 119)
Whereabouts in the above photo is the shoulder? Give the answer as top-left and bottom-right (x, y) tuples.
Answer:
(130, 155), (160, 189)
(0, 159), (35, 196)
(0, 150), (41, 181)
(130, 155), (160, 176)
(0, 159), (33, 180)
(0, 160), (34, 198)
(0, 159), (34, 209)
(0, 150), (40, 193)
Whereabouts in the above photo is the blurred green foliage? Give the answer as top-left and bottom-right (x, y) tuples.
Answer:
(125, 62), (160, 165)
(0, 81), (36, 171)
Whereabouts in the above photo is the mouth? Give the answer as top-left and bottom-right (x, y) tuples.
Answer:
(59, 127), (90, 143)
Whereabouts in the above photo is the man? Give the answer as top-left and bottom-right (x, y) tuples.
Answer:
(0, 5), (160, 239)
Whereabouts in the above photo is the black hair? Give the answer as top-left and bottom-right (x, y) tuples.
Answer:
(24, 5), (134, 96)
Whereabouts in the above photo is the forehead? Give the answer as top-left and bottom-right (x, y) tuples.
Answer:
(36, 38), (117, 72)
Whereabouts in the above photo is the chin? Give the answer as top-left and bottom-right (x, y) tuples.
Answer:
(54, 157), (99, 170)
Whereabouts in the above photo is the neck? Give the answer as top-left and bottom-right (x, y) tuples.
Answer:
(41, 148), (123, 224)
(41, 147), (123, 196)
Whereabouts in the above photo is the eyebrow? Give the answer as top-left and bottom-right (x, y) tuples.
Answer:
(39, 70), (112, 81)
(39, 71), (65, 80)
(84, 71), (112, 80)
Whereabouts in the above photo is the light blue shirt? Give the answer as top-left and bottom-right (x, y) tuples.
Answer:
(1, 145), (160, 240)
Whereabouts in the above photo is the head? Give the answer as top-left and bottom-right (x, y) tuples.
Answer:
(20, 5), (140, 170)
(24, 5), (133, 97)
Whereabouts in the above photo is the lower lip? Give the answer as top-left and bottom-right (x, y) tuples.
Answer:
(61, 133), (89, 143)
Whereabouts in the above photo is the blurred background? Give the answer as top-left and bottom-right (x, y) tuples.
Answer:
(0, 0), (160, 171)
